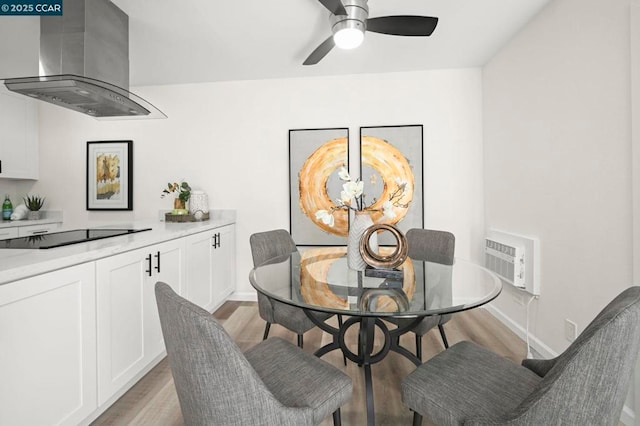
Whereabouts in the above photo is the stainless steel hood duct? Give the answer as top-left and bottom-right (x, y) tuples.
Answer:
(3, 0), (166, 119)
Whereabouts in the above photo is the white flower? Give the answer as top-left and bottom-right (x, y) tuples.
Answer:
(340, 190), (353, 205)
(342, 180), (364, 199)
(338, 167), (351, 181)
(315, 210), (335, 227)
(382, 201), (397, 220)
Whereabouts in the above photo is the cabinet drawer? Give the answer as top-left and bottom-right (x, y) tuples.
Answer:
(17, 223), (60, 237)
(0, 227), (18, 240)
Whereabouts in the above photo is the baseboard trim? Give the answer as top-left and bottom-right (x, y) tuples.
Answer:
(227, 291), (257, 302)
(484, 303), (635, 425)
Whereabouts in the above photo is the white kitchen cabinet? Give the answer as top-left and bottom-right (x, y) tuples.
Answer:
(184, 229), (216, 311)
(17, 222), (61, 236)
(95, 238), (185, 406)
(0, 87), (38, 179)
(0, 263), (97, 426)
(212, 224), (236, 305)
(184, 224), (236, 312)
(0, 227), (18, 240)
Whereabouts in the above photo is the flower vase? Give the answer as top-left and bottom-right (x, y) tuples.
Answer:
(173, 198), (188, 215)
(348, 211), (378, 270)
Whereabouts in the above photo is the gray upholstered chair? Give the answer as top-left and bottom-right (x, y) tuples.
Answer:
(250, 229), (334, 348)
(155, 281), (353, 426)
(402, 286), (640, 425)
(387, 228), (455, 360)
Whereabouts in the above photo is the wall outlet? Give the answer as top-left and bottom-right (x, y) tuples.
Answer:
(565, 319), (578, 342)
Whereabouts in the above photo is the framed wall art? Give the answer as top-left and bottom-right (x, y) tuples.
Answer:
(289, 128), (349, 245)
(360, 125), (424, 244)
(86, 140), (133, 211)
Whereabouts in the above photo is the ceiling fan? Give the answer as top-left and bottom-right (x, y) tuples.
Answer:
(303, 0), (439, 66)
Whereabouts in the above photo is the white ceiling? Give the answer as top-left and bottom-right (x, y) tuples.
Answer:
(111, 0), (551, 87)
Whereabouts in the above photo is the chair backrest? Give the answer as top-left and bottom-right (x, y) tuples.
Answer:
(155, 282), (306, 425)
(504, 286), (640, 425)
(249, 229), (298, 267)
(406, 228), (455, 265)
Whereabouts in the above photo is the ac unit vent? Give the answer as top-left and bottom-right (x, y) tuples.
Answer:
(485, 238), (525, 288)
(485, 229), (540, 296)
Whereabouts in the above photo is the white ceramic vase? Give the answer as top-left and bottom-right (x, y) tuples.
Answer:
(189, 191), (209, 219)
(348, 211), (378, 270)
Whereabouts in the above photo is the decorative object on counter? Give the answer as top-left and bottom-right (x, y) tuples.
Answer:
(165, 211), (210, 223)
(189, 190), (209, 220)
(10, 204), (28, 221)
(86, 140), (133, 211)
(23, 195), (45, 220)
(161, 180), (191, 215)
(359, 223), (408, 269)
(2, 195), (13, 220)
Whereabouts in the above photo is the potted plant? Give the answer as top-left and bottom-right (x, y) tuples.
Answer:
(161, 181), (191, 214)
(23, 195), (45, 220)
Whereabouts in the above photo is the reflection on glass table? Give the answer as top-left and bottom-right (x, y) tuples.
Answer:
(250, 247), (501, 426)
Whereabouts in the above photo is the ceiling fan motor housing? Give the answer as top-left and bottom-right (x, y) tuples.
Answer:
(330, 0), (369, 36)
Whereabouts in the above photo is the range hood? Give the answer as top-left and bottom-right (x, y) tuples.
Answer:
(3, 0), (166, 119)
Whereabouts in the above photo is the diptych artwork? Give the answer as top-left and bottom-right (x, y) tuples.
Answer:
(289, 125), (423, 246)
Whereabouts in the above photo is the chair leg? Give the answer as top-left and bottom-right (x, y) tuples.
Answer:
(415, 333), (422, 361)
(438, 324), (449, 349)
(338, 315), (347, 366)
(298, 334), (303, 348)
(413, 411), (423, 426)
(262, 322), (271, 341)
(332, 408), (342, 426)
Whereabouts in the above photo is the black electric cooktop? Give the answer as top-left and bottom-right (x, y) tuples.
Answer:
(0, 228), (152, 249)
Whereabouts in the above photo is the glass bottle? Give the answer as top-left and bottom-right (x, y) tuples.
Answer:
(2, 194), (13, 220)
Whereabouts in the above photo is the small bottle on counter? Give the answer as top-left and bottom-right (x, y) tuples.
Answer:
(2, 194), (13, 220)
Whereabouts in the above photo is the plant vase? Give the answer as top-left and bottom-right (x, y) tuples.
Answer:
(348, 211), (378, 270)
(27, 211), (41, 220)
(173, 198), (188, 215)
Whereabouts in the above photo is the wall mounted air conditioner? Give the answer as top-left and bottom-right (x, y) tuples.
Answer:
(484, 229), (540, 296)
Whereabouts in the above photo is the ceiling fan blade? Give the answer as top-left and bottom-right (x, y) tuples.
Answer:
(303, 36), (335, 66)
(317, 0), (347, 16)
(366, 16), (439, 36)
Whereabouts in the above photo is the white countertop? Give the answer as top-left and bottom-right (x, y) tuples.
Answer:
(0, 210), (63, 228)
(0, 210), (236, 286)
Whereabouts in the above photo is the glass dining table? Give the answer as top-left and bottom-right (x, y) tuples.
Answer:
(249, 246), (502, 426)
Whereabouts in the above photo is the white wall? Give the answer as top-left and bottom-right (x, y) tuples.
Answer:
(483, 0), (635, 420)
(27, 69), (484, 297)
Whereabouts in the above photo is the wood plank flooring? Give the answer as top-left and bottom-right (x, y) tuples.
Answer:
(92, 302), (527, 426)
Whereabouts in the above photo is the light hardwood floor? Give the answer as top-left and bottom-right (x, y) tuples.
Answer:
(93, 302), (527, 426)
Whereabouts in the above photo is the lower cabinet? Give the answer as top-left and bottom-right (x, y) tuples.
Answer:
(0, 224), (235, 425)
(0, 263), (97, 425)
(184, 224), (236, 311)
(95, 238), (185, 406)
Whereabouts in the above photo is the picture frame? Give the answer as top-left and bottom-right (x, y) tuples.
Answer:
(86, 140), (133, 211)
(360, 125), (424, 244)
(289, 128), (349, 246)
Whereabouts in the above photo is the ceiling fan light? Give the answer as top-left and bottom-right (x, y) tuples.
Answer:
(334, 28), (364, 49)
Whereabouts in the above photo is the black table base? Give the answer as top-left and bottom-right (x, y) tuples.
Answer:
(305, 310), (424, 426)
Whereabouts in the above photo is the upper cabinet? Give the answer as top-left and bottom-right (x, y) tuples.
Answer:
(0, 86), (38, 179)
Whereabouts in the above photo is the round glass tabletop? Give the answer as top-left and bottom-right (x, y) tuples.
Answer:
(250, 247), (502, 318)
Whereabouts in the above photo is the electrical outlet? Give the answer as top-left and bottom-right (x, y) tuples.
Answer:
(565, 319), (578, 342)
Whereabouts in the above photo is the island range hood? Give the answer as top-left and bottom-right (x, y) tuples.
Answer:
(3, 0), (166, 119)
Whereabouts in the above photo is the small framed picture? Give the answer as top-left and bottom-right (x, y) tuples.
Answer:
(86, 140), (133, 211)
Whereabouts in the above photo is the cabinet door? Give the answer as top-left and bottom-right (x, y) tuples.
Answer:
(0, 263), (96, 426)
(96, 246), (148, 405)
(17, 222), (61, 236)
(184, 229), (216, 311)
(144, 239), (185, 360)
(0, 227), (18, 240)
(0, 87), (38, 179)
(96, 240), (184, 405)
(212, 224), (236, 307)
